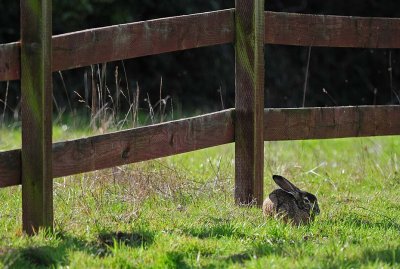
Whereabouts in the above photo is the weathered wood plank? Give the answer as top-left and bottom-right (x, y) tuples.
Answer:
(53, 9), (234, 73)
(265, 11), (400, 48)
(52, 109), (234, 177)
(3, 10), (400, 82)
(0, 109), (234, 187)
(0, 149), (21, 187)
(264, 106), (400, 140)
(1, 106), (400, 188)
(0, 9), (234, 81)
(0, 42), (19, 81)
(21, 0), (53, 234)
(234, 0), (265, 205)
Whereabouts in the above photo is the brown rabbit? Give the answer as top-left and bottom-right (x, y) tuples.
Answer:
(262, 175), (320, 225)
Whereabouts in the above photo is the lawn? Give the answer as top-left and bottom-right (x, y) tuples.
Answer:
(0, 124), (399, 268)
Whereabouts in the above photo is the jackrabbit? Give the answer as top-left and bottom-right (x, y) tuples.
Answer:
(262, 175), (320, 225)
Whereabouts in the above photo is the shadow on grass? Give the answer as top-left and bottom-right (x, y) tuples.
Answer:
(218, 242), (282, 266)
(98, 230), (154, 249)
(161, 251), (191, 269)
(183, 223), (246, 239)
(0, 229), (155, 268)
(3, 224), (397, 268)
(320, 246), (400, 269)
(362, 246), (400, 265)
(219, 244), (400, 268)
(333, 213), (400, 231)
(0, 246), (68, 268)
(222, 252), (252, 264)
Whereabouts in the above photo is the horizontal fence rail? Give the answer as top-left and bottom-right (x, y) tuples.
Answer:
(2, 105), (400, 188)
(264, 105), (400, 140)
(0, 109), (235, 188)
(265, 12), (400, 48)
(3, 10), (400, 81)
(0, 149), (20, 188)
(0, 42), (19, 82)
(0, 9), (235, 82)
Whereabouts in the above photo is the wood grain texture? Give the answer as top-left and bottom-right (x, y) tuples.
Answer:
(0, 42), (19, 81)
(2, 106), (400, 188)
(234, 0), (265, 206)
(21, 0), (53, 234)
(52, 109), (234, 177)
(265, 11), (400, 48)
(0, 109), (234, 187)
(0, 149), (21, 187)
(3, 10), (400, 81)
(264, 106), (400, 140)
(0, 9), (234, 82)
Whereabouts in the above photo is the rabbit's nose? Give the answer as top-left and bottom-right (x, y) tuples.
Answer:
(315, 206), (320, 215)
(312, 204), (320, 215)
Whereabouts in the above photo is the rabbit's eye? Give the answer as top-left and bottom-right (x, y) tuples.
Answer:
(303, 197), (315, 212)
(303, 196), (311, 205)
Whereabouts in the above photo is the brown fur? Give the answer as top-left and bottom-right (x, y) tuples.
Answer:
(262, 176), (319, 225)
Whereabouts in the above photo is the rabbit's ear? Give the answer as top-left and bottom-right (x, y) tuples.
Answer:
(272, 175), (301, 194)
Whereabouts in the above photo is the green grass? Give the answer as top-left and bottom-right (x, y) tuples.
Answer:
(0, 124), (400, 268)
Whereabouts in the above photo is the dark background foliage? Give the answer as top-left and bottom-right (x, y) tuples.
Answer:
(1, 0), (400, 114)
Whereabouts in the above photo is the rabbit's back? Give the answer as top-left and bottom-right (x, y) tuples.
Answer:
(263, 189), (296, 218)
(263, 189), (310, 225)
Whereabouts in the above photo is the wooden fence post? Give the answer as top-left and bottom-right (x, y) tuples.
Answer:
(234, 0), (265, 205)
(21, 0), (53, 234)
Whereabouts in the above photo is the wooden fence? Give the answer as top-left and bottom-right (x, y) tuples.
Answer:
(1, 0), (400, 234)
